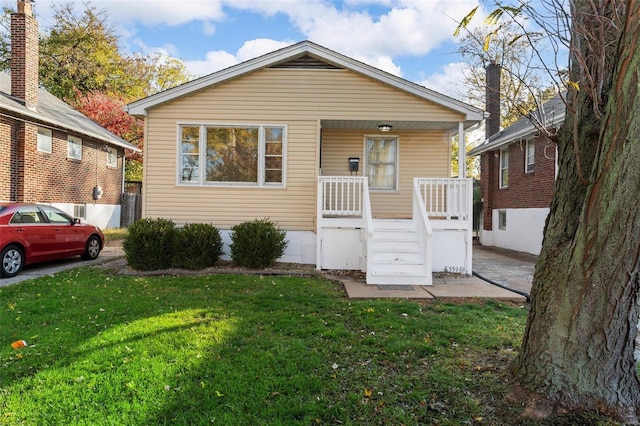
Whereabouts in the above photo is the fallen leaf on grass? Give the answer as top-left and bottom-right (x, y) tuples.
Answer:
(364, 388), (372, 398)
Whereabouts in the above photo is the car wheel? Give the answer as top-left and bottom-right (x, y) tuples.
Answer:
(1, 244), (24, 278)
(82, 236), (102, 261)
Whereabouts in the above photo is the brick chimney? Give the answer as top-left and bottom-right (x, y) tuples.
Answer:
(11, 0), (38, 109)
(485, 61), (501, 139)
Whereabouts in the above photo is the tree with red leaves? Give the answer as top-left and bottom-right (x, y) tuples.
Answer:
(73, 91), (144, 180)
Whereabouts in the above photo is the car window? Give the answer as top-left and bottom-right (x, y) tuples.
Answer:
(10, 207), (45, 224)
(40, 206), (72, 224)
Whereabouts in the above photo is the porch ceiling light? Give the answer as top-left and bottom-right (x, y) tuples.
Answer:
(378, 124), (392, 132)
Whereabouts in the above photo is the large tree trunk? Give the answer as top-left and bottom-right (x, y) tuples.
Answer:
(512, 1), (640, 423)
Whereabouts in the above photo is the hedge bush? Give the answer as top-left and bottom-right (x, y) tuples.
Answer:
(230, 218), (288, 268)
(172, 223), (223, 270)
(123, 218), (176, 270)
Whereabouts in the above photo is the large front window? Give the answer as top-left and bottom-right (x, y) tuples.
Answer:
(366, 137), (397, 190)
(179, 124), (285, 186)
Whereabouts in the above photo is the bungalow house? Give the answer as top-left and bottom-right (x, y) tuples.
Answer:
(126, 41), (485, 285)
(1, 0), (139, 228)
(468, 65), (563, 255)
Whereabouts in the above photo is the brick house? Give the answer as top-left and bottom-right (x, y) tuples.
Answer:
(468, 64), (563, 255)
(1, 0), (139, 228)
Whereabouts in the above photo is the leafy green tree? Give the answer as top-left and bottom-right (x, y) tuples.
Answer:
(0, 2), (192, 103)
(456, 21), (553, 130)
(451, 135), (479, 178)
(39, 3), (124, 100)
(0, 6), (10, 71)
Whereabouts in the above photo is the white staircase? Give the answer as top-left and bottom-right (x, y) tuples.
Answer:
(367, 219), (430, 285)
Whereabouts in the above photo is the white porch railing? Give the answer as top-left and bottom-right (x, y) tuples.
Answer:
(317, 176), (472, 278)
(416, 178), (472, 220)
(412, 179), (434, 285)
(319, 176), (365, 217)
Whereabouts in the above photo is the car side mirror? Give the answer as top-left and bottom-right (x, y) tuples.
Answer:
(73, 218), (81, 225)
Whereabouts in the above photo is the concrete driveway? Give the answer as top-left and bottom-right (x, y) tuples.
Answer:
(0, 242), (124, 287)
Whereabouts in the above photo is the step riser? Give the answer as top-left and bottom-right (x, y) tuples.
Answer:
(369, 264), (426, 274)
(372, 241), (420, 252)
(371, 252), (423, 264)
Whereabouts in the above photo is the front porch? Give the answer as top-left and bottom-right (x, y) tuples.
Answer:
(316, 176), (473, 285)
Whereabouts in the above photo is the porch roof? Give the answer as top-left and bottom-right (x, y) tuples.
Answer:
(126, 41), (485, 130)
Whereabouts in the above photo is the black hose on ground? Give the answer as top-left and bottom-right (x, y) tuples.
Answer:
(472, 270), (530, 303)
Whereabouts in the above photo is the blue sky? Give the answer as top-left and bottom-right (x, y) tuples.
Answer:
(23, 0), (493, 101)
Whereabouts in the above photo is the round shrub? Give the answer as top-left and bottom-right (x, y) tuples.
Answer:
(230, 218), (288, 268)
(172, 223), (224, 270)
(123, 218), (176, 270)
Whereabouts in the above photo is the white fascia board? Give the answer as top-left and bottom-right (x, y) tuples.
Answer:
(126, 41), (485, 123)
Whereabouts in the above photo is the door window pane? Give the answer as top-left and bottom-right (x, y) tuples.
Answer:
(366, 138), (397, 190)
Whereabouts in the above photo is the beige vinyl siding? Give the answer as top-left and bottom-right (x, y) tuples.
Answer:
(322, 130), (450, 218)
(143, 68), (462, 229)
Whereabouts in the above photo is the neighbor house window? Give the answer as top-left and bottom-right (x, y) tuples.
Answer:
(499, 147), (509, 188)
(178, 124), (286, 186)
(67, 135), (82, 160)
(525, 140), (535, 173)
(498, 210), (507, 230)
(366, 137), (397, 190)
(106, 146), (117, 167)
(74, 204), (86, 219)
(37, 127), (52, 153)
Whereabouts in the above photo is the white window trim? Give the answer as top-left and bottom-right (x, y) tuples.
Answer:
(67, 135), (83, 160)
(525, 139), (535, 174)
(499, 147), (509, 188)
(363, 135), (399, 192)
(106, 146), (117, 167)
(176, 122), (287, 188)
(37, 127), (52, 154)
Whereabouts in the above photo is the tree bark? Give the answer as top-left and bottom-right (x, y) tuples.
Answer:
(512, 1), (640, 423)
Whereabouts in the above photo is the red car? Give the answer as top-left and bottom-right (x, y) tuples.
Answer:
(0, 203), (104, 278)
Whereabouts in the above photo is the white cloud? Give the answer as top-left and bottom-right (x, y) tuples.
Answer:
(184, 39), (294, 77)
(236, 39), (294, 62)
(419, 62), (471, 102)
(27, 0), (489, 85)
(94, 0), (225, 27)
(202, 21), (217, 37)
(184, 50), (239, 77)
(221, 0), (481, 78)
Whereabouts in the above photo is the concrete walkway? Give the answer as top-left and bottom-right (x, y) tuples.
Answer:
(341, 244), (536, 302)
(472, 245), (536, 296)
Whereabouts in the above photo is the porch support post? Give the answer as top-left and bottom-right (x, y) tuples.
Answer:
(458, 121), (466, 178)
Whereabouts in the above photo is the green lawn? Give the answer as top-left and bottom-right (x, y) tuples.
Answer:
(0, 268), (616, 425)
